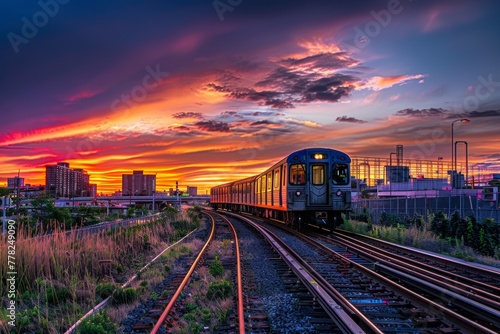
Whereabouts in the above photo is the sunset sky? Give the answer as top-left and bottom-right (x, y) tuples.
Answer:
(1, 0), (500, 194)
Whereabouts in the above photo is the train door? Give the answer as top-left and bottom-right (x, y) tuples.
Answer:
(309, 163), (328, 205)
(268, 172), (272, 206)
(274, 167), (281, 207)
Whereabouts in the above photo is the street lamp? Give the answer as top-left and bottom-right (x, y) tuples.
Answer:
(455, 141), (469, 189)
(389, 152), (397, 196)
(451, 119), (470, 188)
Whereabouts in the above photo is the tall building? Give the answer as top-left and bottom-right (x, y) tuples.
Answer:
(187, 186), (197, 196)
(122, 170), (156, 196)
(72, 168), (90, 197)
(7, 176), (24, 189)
(45, 162), (90, 197)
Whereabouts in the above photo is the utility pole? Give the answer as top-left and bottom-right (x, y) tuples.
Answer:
(176, 181), (180, 211)
(16, 170), (20, 215)
(152, 176), (156, 214)
(2, 196), (6, 234)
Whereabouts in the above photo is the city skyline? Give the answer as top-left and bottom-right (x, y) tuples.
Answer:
(1, 1), (500, 194)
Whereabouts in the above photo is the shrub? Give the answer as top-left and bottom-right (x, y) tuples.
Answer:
(77, 309), (117, 334)
(111, 287), (137, 305)
(45, 286), (71, 305)
(209, 257), (224, 277)
(379, 212), (401, 227)
(206, 280), (232, 300)
(95, 283), (116, 299)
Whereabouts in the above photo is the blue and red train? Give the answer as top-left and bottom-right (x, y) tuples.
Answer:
(210, 147), (352, 230)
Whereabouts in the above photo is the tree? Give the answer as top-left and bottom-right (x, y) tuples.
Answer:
(0, 187), (12, 197)
(430, 211), (449, 238)
(76, 206), (100, 226)
(31, 195), (73, 230)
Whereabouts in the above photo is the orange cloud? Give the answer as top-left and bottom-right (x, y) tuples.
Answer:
(363, 74), (426, 91)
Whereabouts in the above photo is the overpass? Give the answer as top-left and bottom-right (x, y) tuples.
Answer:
(54, 195), (210, 207)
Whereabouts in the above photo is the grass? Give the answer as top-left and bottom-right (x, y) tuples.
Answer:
(340, 219), (500, 268)
(0, 209), (201, 333)
(168, 238), (236, 333)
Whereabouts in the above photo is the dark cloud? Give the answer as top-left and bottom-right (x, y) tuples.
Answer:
(206, 52), (358, 109)
(395, 108), (500, 120)
(250, 120), (279, 126)
(335, 116), (367, 124)
(278, 52), (358, 72)
(461, 109), (500, 118)
(395, 108), (449, 117)
(172, 112), (204, 119)
(220, 111), (244, 119)
(194, 120), (231, 132)
(171, 125), (190, 131)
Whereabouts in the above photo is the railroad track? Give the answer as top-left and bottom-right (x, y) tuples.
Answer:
(233, 212), (499, 333)
(66, 211), (245, 333)
(134, 211), (245, 333)
(322, 230), (500, 332)
(224, 211), (381, 333)
(67, 209), (499, 333)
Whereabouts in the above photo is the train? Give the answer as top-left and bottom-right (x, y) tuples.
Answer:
(210, 147), (352, 230)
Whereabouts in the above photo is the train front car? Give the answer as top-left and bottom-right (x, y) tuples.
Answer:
(286, 148), (351, 230)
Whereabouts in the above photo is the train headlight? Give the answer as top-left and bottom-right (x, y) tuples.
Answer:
(336, 190), (342, 197)
(296, 191), (302, 196)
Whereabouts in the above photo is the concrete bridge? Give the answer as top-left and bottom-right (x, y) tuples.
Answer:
(54, 195), (210, 207)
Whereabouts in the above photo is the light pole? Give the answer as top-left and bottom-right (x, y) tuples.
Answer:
(152, 175), (156, 214)
(451, 119), (470, 188)
(2, 196), (6, 234)
(455, 141), (469, 189)
(389, 152), (397, 196)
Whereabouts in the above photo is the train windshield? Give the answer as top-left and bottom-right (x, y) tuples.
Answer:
(332, 163), (349, 185)
(312, 165), (325, 185)
(290, 164), (306, 185)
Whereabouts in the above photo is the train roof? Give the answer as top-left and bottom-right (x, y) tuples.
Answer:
(284, 147), (351, 163)
(210, 147), (351, 190)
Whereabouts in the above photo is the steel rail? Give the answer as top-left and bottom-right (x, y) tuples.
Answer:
(338, 229), (500, 280)
(226, 212), (381, 334)
(150, 213), (216, 333)
(209, 211), (245, 333)
(300, 232), (499, 334)
(331, 232), (500, 309)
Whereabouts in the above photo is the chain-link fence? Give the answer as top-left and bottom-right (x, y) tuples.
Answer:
(352, 195), (500, 223)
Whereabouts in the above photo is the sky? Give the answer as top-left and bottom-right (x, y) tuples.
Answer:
(1, 0), (500, 195)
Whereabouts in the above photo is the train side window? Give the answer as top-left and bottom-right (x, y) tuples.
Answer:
(332, 163), (349, 185)
(274, 168), (280, 188)
(289, 164), (306, 185)
(262, 175), (266, 193)
(312, 165), (325, 185)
